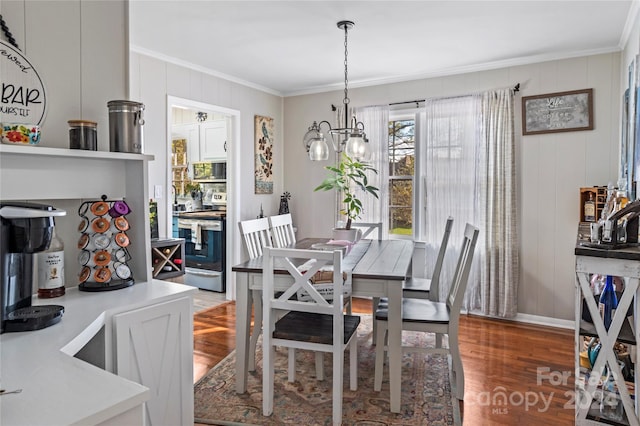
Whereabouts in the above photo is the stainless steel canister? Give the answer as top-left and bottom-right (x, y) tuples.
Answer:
(107, 100), (145, 153)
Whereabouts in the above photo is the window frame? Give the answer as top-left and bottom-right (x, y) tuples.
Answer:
(388, 108), (420, 240)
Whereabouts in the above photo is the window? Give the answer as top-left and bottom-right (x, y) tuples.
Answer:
(388, 116), (415, 236)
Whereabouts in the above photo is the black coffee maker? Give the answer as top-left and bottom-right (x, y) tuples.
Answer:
(0, 202), (66, 333)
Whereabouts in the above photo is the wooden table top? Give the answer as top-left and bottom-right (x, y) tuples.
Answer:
(232, 238), (413, 281)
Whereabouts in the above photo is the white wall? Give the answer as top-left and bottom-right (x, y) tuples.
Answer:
(1, 0), (128, 290)
(128, 52), (284, 298)
(0, 0), (127, 150)
(284, 53), (621, 321)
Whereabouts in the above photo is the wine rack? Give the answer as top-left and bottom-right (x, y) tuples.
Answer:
(151, 238), (186, 279)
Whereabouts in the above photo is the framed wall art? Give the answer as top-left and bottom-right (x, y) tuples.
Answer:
(522, 88), (594, 135)
(254, 115), (274, 194)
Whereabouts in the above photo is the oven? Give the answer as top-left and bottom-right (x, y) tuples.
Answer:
(177, 216), (225, 292)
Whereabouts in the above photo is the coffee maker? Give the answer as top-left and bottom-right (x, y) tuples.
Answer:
(1, 202), (66, 333)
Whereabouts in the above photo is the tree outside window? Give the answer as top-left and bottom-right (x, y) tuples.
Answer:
(388, 119), (415, 236)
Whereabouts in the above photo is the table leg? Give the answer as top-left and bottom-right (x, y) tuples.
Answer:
(387, 281), (403, 413)
(235, 272), (252, 393)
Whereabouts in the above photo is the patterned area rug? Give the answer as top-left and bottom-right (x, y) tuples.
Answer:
(194, 316), (460, 425)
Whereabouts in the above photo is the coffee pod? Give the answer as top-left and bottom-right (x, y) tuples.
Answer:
(92, 217), (110, 233)
(78, 249), (91, 266)
(94, 267), (112, 283)
(78, 266), (92, 284)
(112, 232), (130, 248)
(90, 201), (109, 216)
(77, 233), (91, 250)
(94, 250), (111, 267)
(111, 216), (130, 232)
(109, 200), (131, 218)
(77, 217), (90, 233)
(93, 234), (111, 250)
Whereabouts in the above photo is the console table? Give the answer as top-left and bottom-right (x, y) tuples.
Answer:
(575, 243), (640, 425)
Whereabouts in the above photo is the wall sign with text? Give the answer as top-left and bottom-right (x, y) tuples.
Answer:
(522, 88), (593, 135)
(0, 40), (48, 125)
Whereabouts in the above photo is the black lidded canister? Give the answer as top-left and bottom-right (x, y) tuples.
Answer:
(68, 120), (97, 150)
(107, 100), (145, 153)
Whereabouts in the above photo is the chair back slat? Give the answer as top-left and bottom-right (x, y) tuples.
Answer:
(263, 247), (345, 317)
(350, 222), (383, 241)
(269, 214), (296, 248)
(446, 223), (480, 314)
(428, 216), (454, 301)
(239, 217), (271, 259)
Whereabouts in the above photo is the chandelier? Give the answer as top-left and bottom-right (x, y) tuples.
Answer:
(303, 20), (369, 162)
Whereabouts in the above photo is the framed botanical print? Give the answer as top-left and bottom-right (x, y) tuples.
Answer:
(255, 115), (274, 194)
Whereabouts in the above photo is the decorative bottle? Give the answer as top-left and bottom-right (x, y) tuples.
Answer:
(37, 227), (66, 298)
(584, 192), (596, 222)
(598, 275), (617, 330)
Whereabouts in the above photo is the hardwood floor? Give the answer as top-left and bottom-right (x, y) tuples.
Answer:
(193, 298), (574, 425)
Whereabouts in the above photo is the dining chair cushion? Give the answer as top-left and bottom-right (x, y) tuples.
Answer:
(375, 298), (450, 324)
(273, 311), (361, 345)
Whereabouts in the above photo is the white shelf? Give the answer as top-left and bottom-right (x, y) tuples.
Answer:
(0, 143), (155, 285)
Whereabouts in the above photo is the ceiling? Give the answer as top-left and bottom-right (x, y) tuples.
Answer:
(130, 1), (636, 97)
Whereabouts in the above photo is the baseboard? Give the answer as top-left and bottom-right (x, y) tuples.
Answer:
(465, 309), (574, 330)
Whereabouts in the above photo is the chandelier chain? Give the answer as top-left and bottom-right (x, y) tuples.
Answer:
(343, 24), (349, 106)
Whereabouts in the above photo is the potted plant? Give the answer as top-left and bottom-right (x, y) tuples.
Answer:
(314, 153), (379, 241)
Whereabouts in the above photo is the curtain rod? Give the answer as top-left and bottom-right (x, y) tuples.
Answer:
(389, 83), (520, 107)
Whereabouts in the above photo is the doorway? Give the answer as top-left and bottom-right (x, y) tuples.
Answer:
(166, 96), (240, 300)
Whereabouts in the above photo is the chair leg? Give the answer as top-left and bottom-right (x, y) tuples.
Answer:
(449, 334), (464, 400)
(332, 349), (343, 426)
(315, 351), (325, 381)
(372, 297), (380, 344)
(288, 348), (296, 382)
(249, 289), (262, 371)
(263, 341), (275, 416)
(374, 320), (387, 391)
(349, 337), (358, 391)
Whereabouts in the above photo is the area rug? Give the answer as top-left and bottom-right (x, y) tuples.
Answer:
(194, 316), (461, 425)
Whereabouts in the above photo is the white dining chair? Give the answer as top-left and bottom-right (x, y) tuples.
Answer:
(238, 217), (272, 371)
(404, 216), (454, 301)
(269, 213), (296, 248)
(371, 218), (453, 344)
(262, 246), (359, 426)
(349, 222), (383, 241)
(373, 223), (479, 402)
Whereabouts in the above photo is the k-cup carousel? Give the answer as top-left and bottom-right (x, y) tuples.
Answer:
(77, 195), (134, 291)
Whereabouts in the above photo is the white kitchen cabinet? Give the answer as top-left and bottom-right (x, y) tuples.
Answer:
(200, 119), (227, 160)
(114, 296), (194, 426)
(172, 123), (200, 169)
(0, 144), (196, 426)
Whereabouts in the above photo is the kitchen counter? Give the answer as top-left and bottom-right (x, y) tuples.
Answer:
(175, 210), (226, 219)
(0, 279), (196, 426)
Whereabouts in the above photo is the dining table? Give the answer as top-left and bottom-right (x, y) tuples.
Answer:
(232, 237), (414, 413)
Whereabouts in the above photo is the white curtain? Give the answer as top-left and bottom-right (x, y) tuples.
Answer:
(476, 89), (518, 317)
(354, 105), (390, 239)
(418, 88), (518, 317)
